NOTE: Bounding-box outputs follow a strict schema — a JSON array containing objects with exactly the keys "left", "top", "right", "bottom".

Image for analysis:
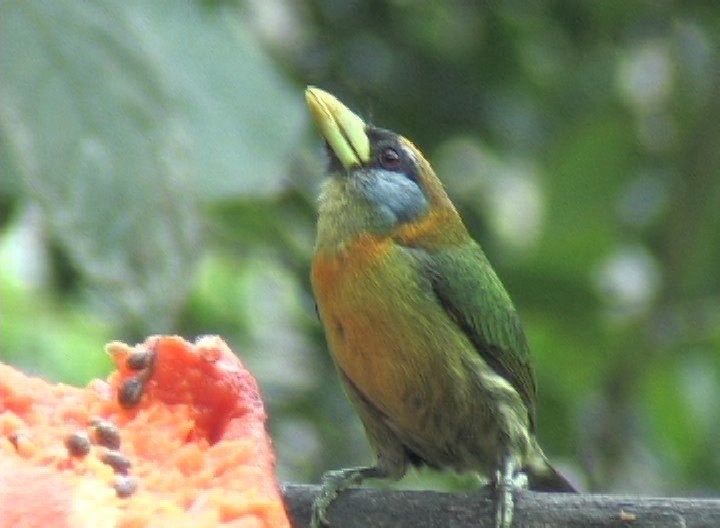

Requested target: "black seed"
[
  {"left": 118, "top": 377, "right": 145, "bottom": 408},
  {"left": 8, "top": 431, "right": 23, "bottom": 449},
  {"left": 126, "top": 348, "right": 153, "bottom": 371},
  {"left": 113, "top": 475, "right": 138, "bottom": 498},
  {"left": 101, "top": 449, "right": 131, "bottom": 475},
  {"left": 65, "top": 431, "right": 91, "bottom": 457},
  {"left": 92, "top": 420, "right": 121, "bottom": 450}
]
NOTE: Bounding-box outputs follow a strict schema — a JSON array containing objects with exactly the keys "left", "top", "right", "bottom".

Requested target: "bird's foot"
[
  {"left": 494, "top": 464, "right": 528, "bottom": 528},
  {"left": 310, "top": 467, "right": 370, "bottom": 528}
]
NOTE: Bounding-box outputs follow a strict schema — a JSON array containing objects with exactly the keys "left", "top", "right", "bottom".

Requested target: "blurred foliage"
[{"left": 1, "top": 0, "right": 719, "bottom": 495}]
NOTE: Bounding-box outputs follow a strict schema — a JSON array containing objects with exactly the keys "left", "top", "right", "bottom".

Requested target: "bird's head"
[{"left": 305, "top": 87, "right": 466, "bottom": 251}]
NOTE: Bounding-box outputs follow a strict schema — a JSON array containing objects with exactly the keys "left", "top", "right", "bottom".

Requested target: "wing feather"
[{"left": 407, "top": 243, "right": 538, "bottom": 429}]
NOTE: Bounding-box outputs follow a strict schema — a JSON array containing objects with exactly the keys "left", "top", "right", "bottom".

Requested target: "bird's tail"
[{"left": 525, "top": 453, "right": 577, "bottom": 492}]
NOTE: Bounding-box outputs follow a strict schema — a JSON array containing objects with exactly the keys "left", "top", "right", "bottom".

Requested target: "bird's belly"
[{"left": 312, "top": 244, "right": 522, "bottom": 470}]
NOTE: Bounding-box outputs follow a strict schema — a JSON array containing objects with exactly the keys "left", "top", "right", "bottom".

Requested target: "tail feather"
[{"left": 526, "top": 461, "right": 577, "bottom": 492}]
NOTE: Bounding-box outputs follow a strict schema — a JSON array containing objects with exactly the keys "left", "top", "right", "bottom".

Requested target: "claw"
[
  {"left": 310, "top": 467, "right": 378, "bottom": 528},
  {"left": 495, "top": 460, "right": 528, "bottom": 528},
  {"left": 311, "top": 472, "right": 340, "bottom": 526},
  {"left": 310, "top": 470, "right": 345, "bottom": 527}
]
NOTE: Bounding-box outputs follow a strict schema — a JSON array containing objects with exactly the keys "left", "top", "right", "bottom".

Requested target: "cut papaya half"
[{"left": 0, "top": 335, "right": 290, "bottom": 528}]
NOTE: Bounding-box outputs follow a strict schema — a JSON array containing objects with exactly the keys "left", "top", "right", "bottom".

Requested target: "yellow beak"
[{"left": 305, "top": 87, "right": 370, "bottom": 170}]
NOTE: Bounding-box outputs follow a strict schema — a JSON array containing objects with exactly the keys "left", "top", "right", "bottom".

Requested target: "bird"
[{"left": 304, "top": 86, "right": 576, "bottom": 528}]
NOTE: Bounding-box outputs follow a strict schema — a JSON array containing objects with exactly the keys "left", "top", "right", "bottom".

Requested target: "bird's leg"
[
  {"left": 311, "top": 465, "right": 386, "bottom": 528},
  {"left": 495, "top": 456, "right": 528, "bottom": 528}
]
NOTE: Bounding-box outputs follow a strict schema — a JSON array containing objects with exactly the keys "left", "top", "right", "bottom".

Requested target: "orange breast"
[{"left": 311, "top": 235, "right": 472, "bottom": 431}]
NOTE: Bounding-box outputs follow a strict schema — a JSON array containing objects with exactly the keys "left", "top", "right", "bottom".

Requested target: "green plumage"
[{"left": 413, "top": 242, "right": 538, "bottom": 431}]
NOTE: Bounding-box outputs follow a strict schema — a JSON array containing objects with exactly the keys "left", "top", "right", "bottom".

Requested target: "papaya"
[{"left": 0, "top": 335, "right": 289, "bottom": 528}]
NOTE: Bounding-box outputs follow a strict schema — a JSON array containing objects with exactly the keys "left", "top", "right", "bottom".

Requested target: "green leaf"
[
  {"left": 1, "top": 0, "right": 200, "bottom": 331},
  {"left": 132, "top": 1, "right": 305, "bottom": 199},
  {"left": 0, "top": 1, "right": 304, "bottom": 330}
]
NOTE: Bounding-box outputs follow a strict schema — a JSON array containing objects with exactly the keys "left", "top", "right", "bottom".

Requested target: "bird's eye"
[{"left": 379, "top": 147, "right": 402, "bottom": 170}]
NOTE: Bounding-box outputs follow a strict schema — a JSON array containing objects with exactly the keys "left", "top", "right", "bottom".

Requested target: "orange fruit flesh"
[{"left": 0, "top": 335, "right": 289, "bottom": 528}]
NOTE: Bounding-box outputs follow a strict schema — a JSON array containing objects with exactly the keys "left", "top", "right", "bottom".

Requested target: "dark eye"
[{"left": 379, "top": 147, "right": 402, "bottom": 170}]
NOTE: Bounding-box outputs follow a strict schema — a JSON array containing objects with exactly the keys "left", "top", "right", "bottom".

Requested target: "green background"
[{"left": 2, "top": 0, "right": 719, "bottom": 494}]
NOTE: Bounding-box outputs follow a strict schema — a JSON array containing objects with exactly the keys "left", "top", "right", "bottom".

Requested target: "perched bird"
[{"left": 305, "top": 87, "right": 575, "bottom": 528}]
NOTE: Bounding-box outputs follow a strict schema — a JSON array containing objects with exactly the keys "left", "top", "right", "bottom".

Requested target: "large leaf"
[
  {"left": 129, "top": 1, "right": 305, "bottom": 199},
  {"left": 1, "top": 1, "right": 195, "bottom": 331},
  {"left": 0, "top": 1, "right": 304, "bottom": 330}
]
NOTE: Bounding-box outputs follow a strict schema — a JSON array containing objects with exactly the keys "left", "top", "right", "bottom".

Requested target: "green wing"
[{"left": 410, "top": 242, "right": 538, "bottom": 429}]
